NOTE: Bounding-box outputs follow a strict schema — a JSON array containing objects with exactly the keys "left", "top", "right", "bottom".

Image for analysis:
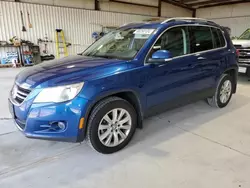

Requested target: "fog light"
[
  {"left": 58, "top": 121, "right": 66, "bottom": 130},
  {"left": 48, "top": 121, "right": 66, "bottom": 131}
]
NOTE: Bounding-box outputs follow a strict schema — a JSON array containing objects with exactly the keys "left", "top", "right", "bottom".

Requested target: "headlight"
[{"left": 34, "top": 82, "right": 84, "bottom": 103}]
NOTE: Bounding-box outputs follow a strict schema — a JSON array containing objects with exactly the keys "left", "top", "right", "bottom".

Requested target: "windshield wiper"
[{"left": 94, "top": 55, "right": 117, "bottom": 59}]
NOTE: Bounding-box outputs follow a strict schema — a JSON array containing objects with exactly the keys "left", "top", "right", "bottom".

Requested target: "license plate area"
[{"left": 238, "top": 67, "right": 247, "bottom": 73}]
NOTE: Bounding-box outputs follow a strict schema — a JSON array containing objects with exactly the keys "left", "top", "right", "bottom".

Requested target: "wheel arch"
[
  {"left": 77, "top": 90, "right": 144, "bottom": 142},
  {"left": 223, "top": 67, "right": 238, "bottom": 93}
]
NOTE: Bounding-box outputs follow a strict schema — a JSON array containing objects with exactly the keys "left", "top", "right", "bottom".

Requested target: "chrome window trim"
[{"left": 144, "top": 24, "right": 227, "bottom": 65}]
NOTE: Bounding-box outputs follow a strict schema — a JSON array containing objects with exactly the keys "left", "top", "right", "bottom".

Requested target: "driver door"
[{"left": 143, "top": 26, "right": 203, "bottom": 113}]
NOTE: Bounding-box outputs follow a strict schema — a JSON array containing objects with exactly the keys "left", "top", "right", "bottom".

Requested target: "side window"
[
  {"left": 151, "top": 26, "right": 190, "bottom": 58},
  {"left": 211, "top": 28, "right": 221, "bottom": 48},
  {"left": 217, "top": 29, "right": 226, "bottom": 47},
  {"left": 189, "top": 26, "right": 213, "bottom": 53}
]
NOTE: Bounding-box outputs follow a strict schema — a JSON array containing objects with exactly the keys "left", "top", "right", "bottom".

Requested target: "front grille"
[
  {"left": 239, "top": 50, "right": 250, "bottom": 57},
  {"left": 234, "top": 45, "right": 242, "bottom": 49},
  {"left": 239, "top": 59, "right": 250, "bottom": 63},
  {"left": 234, "top": 46, "right": 250, "bottom": 61},
  {"left": 11, "top": 84, "right": 31, "bottom": 105}
]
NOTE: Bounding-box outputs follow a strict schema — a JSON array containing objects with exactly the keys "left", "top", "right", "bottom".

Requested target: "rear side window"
[
  {"left": 217, "top": 29, "right": 226, "bottom": 47},
  {"left": 211, "top": 28, "right": 221, "bottom": 48},
  {"left": 189, "top": 26, "right": 213, "bottom": 53},
  {"left": 211, "top": 28, "right": 226, "bottom": 48}
]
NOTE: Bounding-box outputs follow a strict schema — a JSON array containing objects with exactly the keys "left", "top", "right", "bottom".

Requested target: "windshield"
[
  {"left": 239, "top": 29, "right": 250, "bottom": 40},
  {"left": 83, "top": 28, "right": 155, "bottom": 60}
]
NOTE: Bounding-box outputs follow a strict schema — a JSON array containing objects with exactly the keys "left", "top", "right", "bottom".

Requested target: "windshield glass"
[
  {"left": 83, "top": 28, "right": 155, "bottom": 60},
  {"left": 239, "top": 29, "right": 250, "bottom": 40}
]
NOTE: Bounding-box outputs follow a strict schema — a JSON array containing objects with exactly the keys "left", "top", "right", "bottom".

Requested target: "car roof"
[{"left": 120, "top": 17, "right": 221, "bottom": 30}]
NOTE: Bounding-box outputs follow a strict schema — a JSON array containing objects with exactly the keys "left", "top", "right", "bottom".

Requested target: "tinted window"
[
  {"left": 217, "top": 29, "right": 226, "bottom": 47},
  {"left": 151, "top": 26, "right": 189, "bottom": 58},
  {"left": 211, "top": 28, "right": 221, "bottom": 48},
  {"left": 189, "top": 26, "right": 213, "bottom": 53}
]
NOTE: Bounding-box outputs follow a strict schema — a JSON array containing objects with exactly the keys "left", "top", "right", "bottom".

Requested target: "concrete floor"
[{"left": 0, "top": 68, "right": 250, "bottom": 188}]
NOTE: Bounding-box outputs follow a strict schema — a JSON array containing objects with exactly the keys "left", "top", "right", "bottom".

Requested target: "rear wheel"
[
  {"left": 207, "top": 74, "right": 233, "bottom": 108},
  {"left": 86, "top": 97, "right": 137, "bottom": 154}
]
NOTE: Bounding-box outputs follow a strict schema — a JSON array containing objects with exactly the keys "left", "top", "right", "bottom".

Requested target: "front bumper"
[
  {"left": 9, "top": 96, "right": 90, "bottom": 142},
  {"left": 238, "top": 59, "right": 250, "bottom": 74}
]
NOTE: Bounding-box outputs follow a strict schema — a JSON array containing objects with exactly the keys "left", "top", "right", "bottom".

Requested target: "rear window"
[{"left": 189, "top": 26, "right": 213, "bottom": 53}]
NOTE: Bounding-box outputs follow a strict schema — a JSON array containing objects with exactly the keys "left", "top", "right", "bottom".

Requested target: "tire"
[
  {"left": 207, "top": 74, "right": 233, "bottom": 108},
  {"left": 86, "top": 97, "right": 137, "bottom": 154}
]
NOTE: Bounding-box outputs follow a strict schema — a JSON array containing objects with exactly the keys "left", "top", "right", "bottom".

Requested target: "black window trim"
[
  {"left": 211, "top": 27, "right": 217, "bottom": 49},
  {"left": 215, "top": 28, "right": 223, "bottom": 47},
  {"left": 144, "top": 24, "right": 227, "bottom": 65}
]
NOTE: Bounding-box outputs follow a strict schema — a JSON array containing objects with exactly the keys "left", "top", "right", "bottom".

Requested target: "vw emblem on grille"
[{"left": 12, "top": 85, "right": 18, "bottom": 99}]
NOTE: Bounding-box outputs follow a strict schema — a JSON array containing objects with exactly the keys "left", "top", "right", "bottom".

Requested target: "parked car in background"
[
  {"left": 232, "top": 28, "right": 250, "bottom": 75},
  {"left": 9, "top": 17, "right": 238, "bottom": 154}
]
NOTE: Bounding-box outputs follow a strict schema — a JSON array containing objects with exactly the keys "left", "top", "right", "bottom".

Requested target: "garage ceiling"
[{"left": 164, "top": 0, "right": 250, "bottom": 9}]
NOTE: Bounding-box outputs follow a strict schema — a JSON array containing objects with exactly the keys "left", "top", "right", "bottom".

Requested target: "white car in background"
[{"left": 232, "top": 28, "right": 250, "bottom": 76}]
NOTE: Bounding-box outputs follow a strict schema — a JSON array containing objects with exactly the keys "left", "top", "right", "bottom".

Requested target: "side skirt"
[{"left": 144, "top": 88, "right": 215, "bottom": 118}]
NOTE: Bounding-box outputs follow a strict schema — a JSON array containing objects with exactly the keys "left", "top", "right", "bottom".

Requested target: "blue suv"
[{"left": 9, "top": 18, "right": 238, "bottom": 153}]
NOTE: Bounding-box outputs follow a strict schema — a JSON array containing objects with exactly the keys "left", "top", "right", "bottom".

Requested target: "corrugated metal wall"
[
  {"left": 161, "top": 2, "right": 192, "bottom": 17},
  {"left": 197, "top": 3, "right": 250, "bottom": 37},
  {"left": 0, "top": 1, "right": 154, "bottom": 59},
  {"left": 211, "top": 17, "right": 250, "bottom": 37}
]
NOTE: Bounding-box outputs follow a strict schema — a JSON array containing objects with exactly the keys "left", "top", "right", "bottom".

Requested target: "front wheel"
[
  {"left": 86, "top": 97, "right": 137, "bottom": 154},
  {"left": 207, "top": 74, "right": 233, "bottom": 108}
]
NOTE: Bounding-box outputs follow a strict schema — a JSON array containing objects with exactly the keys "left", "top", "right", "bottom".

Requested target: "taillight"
[{"left": 236, "top": 49, "right": 240, "bottom": 56}]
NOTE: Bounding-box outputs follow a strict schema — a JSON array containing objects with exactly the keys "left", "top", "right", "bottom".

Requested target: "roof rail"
[{"left": 161, "top": 17, "right": 215, "bottom": 24}]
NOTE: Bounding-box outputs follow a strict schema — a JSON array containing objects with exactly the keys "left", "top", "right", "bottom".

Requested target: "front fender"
[{"left": 76, "top": 88, "right": 144, "bottom": 142}]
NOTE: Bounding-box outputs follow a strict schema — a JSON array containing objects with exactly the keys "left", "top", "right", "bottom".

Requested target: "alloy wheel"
[
  {"left": 219, "top": 80, "right": 232, "bottom": 104},
  {"left": 98, "top": 108, "right": 132, "bottom": 147}
]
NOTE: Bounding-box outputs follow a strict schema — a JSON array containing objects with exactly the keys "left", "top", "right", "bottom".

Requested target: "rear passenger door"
[{"left": 188, "top": 26, "right": 227, "bottom": 91}]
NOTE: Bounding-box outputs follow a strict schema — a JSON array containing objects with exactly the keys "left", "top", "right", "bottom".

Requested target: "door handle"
[{"left": 197, "top": 57, "right": 206, "bottom": 60}]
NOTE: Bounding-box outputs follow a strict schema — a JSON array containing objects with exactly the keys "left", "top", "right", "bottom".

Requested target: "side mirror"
[{"left": 148, "top": 50, "right": 172, "bottom": 64}]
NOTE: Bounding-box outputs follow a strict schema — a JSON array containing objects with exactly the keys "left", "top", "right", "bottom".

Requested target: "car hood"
[
  {"left": 232, "top": 39, "right": 250, "bottom": 47},
  {"left": 16, "top": 55, "right": 126, "bottom": 88}
]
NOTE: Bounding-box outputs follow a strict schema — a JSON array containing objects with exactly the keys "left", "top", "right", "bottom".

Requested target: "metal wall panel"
[
  {"left": 0, "top": 1, "right": 153, "bottom": 59},
  {"left": 197, "top": 3, "right": 250, "bottom": 37},
  {"left": 161, "top": 2, "right": 192, "bottom": 17},
  {"left": 120, "top": 0, "right": 158, "bottom": 7},
  {"left": 212, "top": 17, "right": 250, "bottom": 37},
  {"left": 99, "top": 1, "right": 158, "bottom": 16}
]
